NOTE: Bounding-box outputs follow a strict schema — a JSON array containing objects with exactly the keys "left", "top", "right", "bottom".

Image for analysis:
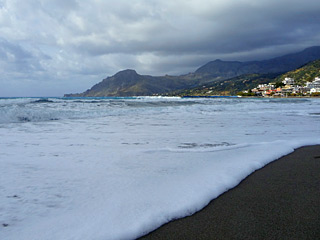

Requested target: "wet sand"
[{"left": 138, "top": 145, "right": 320, "bottom": 240}]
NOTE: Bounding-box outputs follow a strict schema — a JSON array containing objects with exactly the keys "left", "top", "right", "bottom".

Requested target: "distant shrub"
[
  {"left": 274, "top": 82, "right": 285, "bottom": 88},
  {"left": 237, "top": 91, "right": 255, "bottom": 96}
]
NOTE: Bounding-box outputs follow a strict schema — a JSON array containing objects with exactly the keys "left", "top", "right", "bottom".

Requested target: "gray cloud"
[{"left": 0, "top": 0, "right": 320, "bottom": 96}]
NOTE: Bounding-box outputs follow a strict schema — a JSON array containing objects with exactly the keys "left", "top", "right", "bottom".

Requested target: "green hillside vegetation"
[
  {"left": 168, "top": 73, "right": 279, "bottom": 96},
  {"left": 275, "top": 59, "right": 320, "bottom": 85},
  {"left": 170, "top": 59, "right": 320, "bottom": 96}
]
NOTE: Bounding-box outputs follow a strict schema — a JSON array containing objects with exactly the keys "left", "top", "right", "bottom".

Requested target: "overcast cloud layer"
[{"left": 1, "top": 0, "right": 320, "bottom": 96}]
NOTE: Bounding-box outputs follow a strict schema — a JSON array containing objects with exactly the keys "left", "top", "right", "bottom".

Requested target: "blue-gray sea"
[{"left": 1, "top": 97, "right": 319, "bottom": 240}]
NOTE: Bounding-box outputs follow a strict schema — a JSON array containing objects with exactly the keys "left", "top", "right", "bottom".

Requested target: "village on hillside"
[{"left": 240, "top": 77, "right": 320, "bottom": 97}]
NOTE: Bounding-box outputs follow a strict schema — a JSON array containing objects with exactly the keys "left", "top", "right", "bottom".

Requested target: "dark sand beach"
[{"left": 139, "top": 145, "right": 320, "bottom": 240}]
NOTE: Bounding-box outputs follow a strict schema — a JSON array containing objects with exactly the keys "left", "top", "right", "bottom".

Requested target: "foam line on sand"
[{"left": 138, "top": 145, "right": 320, "bottom": 240}]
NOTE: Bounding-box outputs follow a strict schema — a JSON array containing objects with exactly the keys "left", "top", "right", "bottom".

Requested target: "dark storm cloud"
[{"left": 0, "top": 0, "right": 319, "bottom": 96}]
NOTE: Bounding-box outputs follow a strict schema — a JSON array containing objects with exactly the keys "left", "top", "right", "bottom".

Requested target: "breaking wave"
[
  {"left": 0, "top": 96, "right": 316, "bottom": 124},
  {"left": 0, "top": 97, "right": 201, "bottom": 124}
]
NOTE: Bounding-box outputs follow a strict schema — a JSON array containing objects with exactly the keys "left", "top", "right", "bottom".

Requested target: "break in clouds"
[{"left": 0, "top": 0, "right": 320, "bottom": 96}]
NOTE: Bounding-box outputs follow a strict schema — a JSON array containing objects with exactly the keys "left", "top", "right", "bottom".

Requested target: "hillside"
[
  {"left": 275, "top": 59, "right": 320, "bottom": 86},
  {"left": 172, "top": 59, "right": 320, "bottom": 96},
  {"left": 65, "top": 46, "right": 320, "bottom": 97},
  {"left": 195, "top": 46, "right": 320, "bottom": 77},
  {"left": 65, "top": 70, "right": 206, "bottom": 97},
  {"left": 167, "top": 73, "right": 280, "bottom": 96}
]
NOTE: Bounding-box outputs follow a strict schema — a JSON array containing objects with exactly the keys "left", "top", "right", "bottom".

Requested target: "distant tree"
[
  {"left": 237, "top": 90, "right": 255, "bottom": 96},
  {"left": 274, "top": 82, "right": 285, "bottom": 88}
]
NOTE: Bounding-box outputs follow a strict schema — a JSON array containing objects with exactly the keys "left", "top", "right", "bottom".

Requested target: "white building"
[
  {"left": 306, "top": 77, "right": 320, "bottom": 89},
  {"left": 310, "top": 88, "right": 320, "bottom": 93},
  {"left": 258, "top": 84, "right": 267, "bottom": 88},
  {"left": 282, "top": 77, "right": 295, "bottom": 85},
  {"left": 257, "top": 83, "right": 275, "bottom": 90},
  {"left": 268, "top": 83, "right": 275, "bottom": 90},
  {"left": 292, "top": 86, "right": 302, "bottom": 93}
]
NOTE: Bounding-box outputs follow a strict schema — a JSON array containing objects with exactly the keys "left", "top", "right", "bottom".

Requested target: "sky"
[{"left": 0, "top": 0, "right": 320, "bottom": 97}]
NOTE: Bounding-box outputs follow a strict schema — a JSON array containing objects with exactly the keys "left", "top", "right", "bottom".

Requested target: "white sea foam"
[{"left": 0, "top": 97, "right": 319, "bottom": 240}]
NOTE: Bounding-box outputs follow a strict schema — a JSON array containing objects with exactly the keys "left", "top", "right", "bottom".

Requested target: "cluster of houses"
[{"left": 243, "top": 77, "right": 320, "bottom": 97}]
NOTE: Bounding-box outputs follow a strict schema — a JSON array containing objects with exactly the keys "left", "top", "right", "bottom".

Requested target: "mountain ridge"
[
  {"left": 66, "top": 69, "right": 203, "bottom": 97},
  {"left": 171, "top": 59, "right": 320, "bottom": 96},
  {"left": 64, "top": 46, "right": 320, "bottom": 97},
  {"left": 195, "top": 46, "right": 320, "bottom": 76}
]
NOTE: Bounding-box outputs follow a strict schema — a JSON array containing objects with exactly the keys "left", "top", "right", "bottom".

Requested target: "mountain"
[
  {"left": 275, "top": 59, "right": 320, "bottom": 85},
  {"left": 65, "top": 70, "right": 204, "bottom": 97},
  {"left": 195, "top": 46, "right": 320, "bottom": 77},
  {"left": 65, "top": 46, "right": 320, "bottom": 97},
  {"left": 195, "top": 59, "right": 260, "bottom": 77},
  {"left": 171, "top": 59, "right": 320, "bottom": 96}
]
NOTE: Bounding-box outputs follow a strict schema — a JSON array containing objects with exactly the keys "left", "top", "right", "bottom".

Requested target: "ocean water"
[{"left": 0, "top": 97, "right": 319, "bottom": 240}]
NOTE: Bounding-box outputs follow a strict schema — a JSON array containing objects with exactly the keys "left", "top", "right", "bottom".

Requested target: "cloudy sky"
[{"left": 0, "top": 0, "right": 320, "bottom": 96}]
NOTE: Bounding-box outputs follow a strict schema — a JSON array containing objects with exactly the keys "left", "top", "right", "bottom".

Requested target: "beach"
[{"left": 139, "top": 145, "right": 320, "bottom": 240}]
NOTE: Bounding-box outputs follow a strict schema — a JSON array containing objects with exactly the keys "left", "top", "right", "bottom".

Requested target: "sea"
[{"left": 0, "top": 96, "right": 319, "bottom": 240}]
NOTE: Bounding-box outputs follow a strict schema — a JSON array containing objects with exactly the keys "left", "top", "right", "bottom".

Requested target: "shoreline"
[
  {"left": 138, "top": 145, "right": 320, "bottom": 240},
  {"left": 165, "top": 95, "right": 320, "bottom": 98}
]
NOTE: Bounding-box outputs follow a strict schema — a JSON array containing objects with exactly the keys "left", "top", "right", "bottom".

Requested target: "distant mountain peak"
[
  {"left": 303, "top": 46, "right": 320, "bottom": 51},
  {"left": 195, "top": 46, "right": 320, "bottom": 76},
  {"left": 114, "top": 69, "right": 138, "bottom": 77},
  {"left": 300, "top": 46, "right": 320, "bottom": 55}
]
